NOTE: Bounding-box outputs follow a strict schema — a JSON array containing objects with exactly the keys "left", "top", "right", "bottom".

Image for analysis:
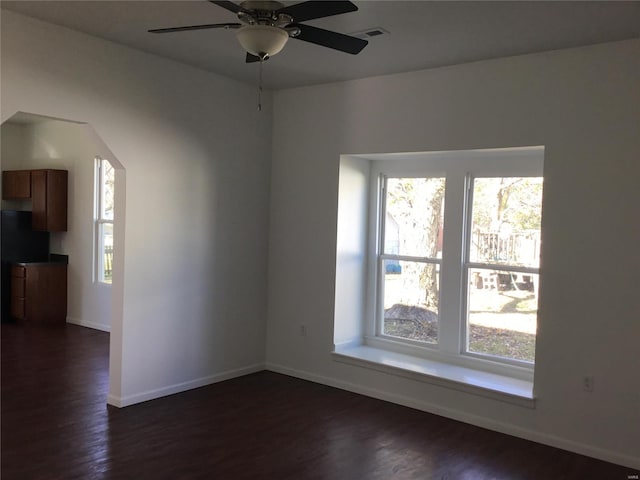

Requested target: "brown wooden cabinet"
[
  {"left": 2, "top": 170, "right": 31, "bottom": 199},
  {"left": 2, "top": 169, "right": 67, "bottom": 231},
  {"left": 31, "top": 170, "right": 68, "bottom": 231},
  {"left": 10, "top": 263, "right": 67, "bottom": 324}
]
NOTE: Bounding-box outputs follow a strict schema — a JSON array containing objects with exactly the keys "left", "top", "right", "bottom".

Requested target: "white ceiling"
[{"left": 2, "top": 0, "right": 639, "bottom": 90}]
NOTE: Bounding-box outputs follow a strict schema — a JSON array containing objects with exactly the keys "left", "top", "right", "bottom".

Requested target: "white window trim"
[
  {"left": 332, "top": 345, "right": 535, "bottom": 407},
  {"left": 336, "top": 147, "right": 544, "bottom": 400},
  {"left": 376, "top": 175, "right": 445, "bottom": 341}
]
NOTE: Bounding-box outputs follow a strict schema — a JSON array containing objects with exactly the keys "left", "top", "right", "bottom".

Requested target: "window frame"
[
  {"left": 463, "top": 176, "right": 542, "bottom": 365},
  {"left": 94, "top": 156, "right": 114, "bottom": 285},
  {"left": 376, "top": 175, "right": 445, "bottom": 344},
  {"left": 365, "top": 148, "right": 544, "bottom": 380}
]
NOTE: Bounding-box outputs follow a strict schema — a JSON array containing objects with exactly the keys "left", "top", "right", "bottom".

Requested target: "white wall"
[
  {"left": 333, "top": 155, "right": 369, "bottom": 347},
  {"left": 1, "top": 10, "right": 272, "bottom": 406},
  {"left": 268, "top": 39, "right": 640, "bottom": 468},
  {"left": 1, "top": 119, "right": 113, "bottom": 331},
  {"left": 1, "top": 123, "right": 31, "bottom": 211}
]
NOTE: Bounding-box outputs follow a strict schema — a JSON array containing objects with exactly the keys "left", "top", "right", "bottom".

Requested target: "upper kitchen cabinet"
[
  {"left": 2, "top": 169, "right": 68, "bottom": 232},
  {"left": 31, "top": 170, "right": 67, "bottom": 231},
  {"left": 2, "top": 170, "right": 32, "bottom": 199}
]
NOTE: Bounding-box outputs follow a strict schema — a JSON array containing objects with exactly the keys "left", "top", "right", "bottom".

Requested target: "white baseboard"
[
  {"left": 265, "top": 362, "right": 640, "bottom": 471},
  {"left": 107, "top": 363, "right": 265, "bottom": 408},
  {"left": 66, "top": 316, "right": 111, "bottom": 332}
]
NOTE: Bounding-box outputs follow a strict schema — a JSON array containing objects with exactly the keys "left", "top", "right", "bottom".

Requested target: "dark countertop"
[{"left": 14, "top": 254, "right": 68, "bottom": 266}]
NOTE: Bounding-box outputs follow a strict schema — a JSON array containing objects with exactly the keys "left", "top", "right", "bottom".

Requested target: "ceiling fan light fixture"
[{"left": 236, "top": 25, "right": 289, "bottom": 58}]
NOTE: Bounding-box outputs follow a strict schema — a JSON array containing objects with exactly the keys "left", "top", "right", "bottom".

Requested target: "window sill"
[{"left": 332, "top": 345, "right": 535, "bottom": 408}]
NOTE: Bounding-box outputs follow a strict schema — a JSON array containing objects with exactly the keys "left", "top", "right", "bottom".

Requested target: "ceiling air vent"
[{"left": 351, "top": 27, "right": 390, "bottom": 40}]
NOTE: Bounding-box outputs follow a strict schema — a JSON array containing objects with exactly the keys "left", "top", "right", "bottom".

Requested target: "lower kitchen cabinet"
[{"left": 10, "top": 263, "right": 67, "bottom": 324}]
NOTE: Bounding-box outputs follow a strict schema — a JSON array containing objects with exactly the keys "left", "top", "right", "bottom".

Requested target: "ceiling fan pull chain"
[{"left": 257, "top": 58, "right": 264, "bottom": 112}]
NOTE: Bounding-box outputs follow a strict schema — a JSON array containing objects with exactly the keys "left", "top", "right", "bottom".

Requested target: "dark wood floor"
[{"left": 1, "top": 323, "right": 636, "bottom": 480}]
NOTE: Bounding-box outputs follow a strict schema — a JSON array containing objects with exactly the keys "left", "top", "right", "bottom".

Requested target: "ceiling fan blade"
[
  {"left": 148, "top": 23, "right": 241, "bottom": 34},
  {"left": 246, "top": 53, "right": 270, "bottom": 63},
  {"left": 294, "top": 24, "right": 367, "bottom": 54},
  {"left": 209, "top": 1, "right": 244, "bottom": 14},
  {"left": 277, "top": 1, "right": 357, "bottom": 23}
]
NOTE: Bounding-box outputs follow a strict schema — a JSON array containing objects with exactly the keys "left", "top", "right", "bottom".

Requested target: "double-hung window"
[
  {"left": 94, "top": 157, "right": 115, "bottom": 284},
  {"left": 378, "top": 176, "right": 445, "bottom": 345},
  {"left": 367, "top": 147, "right": 544, "bottom": 377}
]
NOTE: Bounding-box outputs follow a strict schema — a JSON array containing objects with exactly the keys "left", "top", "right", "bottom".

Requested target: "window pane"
[
  {"left": 100, "top": 223, "right": 114, "bottom": 284},
  {"left": 384, "top": 177, "right": 445, "bottom": 258},
  {"left": 467, "top": 268, "right": 538, "bottom": 362},
  {"left": 469, "top": 177, "right": 542, "bottom": 267},
  {"left": 101, "top": 160, "right": 115, "bottom": 221},
  {"left": 382, "top": 260, "right": 439, "bottom": 344}
]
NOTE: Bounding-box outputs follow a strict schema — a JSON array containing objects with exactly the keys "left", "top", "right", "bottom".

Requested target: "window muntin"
[
  {"left": 369, "top": 151, "right": 544, "bottom": 373},
  {"left": 95, "top": 157, "right": 114, "bottom": 284}
]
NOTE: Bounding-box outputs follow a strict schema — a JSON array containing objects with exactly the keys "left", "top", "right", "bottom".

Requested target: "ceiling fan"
[{"left": 148, "top": 0, "right": 368, "bottom": 62}]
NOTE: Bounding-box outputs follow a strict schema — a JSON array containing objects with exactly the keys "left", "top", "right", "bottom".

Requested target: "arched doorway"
[{"left": 1, "top": 111, "right": 125, "bottom": 403}]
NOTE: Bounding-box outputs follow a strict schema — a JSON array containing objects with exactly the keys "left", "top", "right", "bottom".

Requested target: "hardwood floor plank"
[{"left": 1, "top": 322, "right": 636, "bottom": 479}]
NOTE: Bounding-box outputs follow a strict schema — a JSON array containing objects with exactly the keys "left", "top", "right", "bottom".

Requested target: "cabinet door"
[
  {"left": 31, "top": 170, "right": 48, "bottom": 231},
  {"left": 24, "top": 264, "right": 67, "bottom": 323},
  {"left": 2, "top": 170, "right": 31, "bottom": 199},
  {"left": 31, "top": 170, "right": 68, "bottom": 232},
  {"left": 45, "top": 170, "right": 68, "bottom": 231},
  {"left": 10, "top": 297, "right": 25, "bottom": 320}
]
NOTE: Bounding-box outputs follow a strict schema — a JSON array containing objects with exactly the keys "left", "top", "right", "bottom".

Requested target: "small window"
[{"left": 94, "top": 157, "right": 114, "bottom": 284}]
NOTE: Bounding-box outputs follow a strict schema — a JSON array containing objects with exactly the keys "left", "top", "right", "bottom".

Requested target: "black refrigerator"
[{"left": 1, "top": 210, "right": 50, "bottom": 321}]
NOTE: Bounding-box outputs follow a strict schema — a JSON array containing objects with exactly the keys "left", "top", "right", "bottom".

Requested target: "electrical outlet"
[
  {"left": 583, "top": 375, "right": 594, "bottom": 392},
  {"left": 299, "top": 324, "right": 307, "bottom": 337}
]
